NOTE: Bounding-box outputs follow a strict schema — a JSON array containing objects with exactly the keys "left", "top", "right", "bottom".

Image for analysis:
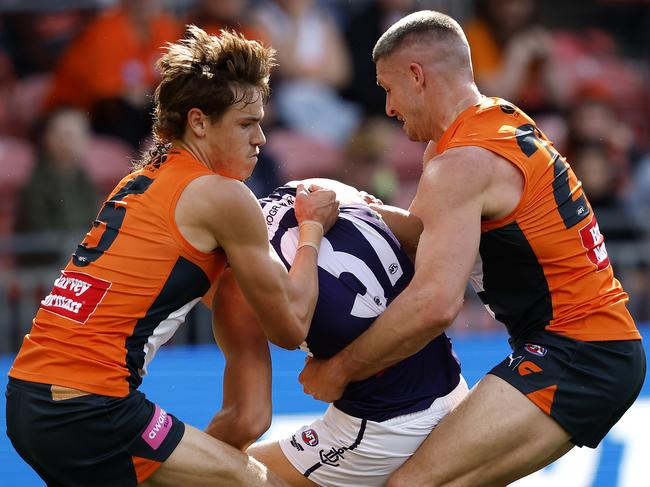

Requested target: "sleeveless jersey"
[
  {"left": 436, "top": 97, "right": 640, "bottom": 342},
  {"left": 10, "top": 149, "right": 227, "bottom": 397},
  {"left": 260, "top": 186, "right": 461, "bottom": 422}
]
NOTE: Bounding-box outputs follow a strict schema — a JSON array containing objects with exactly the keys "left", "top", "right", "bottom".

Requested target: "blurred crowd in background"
[{"left": 0, "top": 0, "right": 649, "bottom": 352}]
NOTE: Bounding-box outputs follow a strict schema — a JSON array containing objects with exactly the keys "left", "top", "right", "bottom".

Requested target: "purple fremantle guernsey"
[{"left": 260, "top": 186, "right": 461, "bottom": 422}]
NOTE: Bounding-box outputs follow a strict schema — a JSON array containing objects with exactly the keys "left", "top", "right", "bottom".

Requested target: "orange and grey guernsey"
[
  {"left": 10, "top": 149, "right": 227, "bottom": 397},
  {"left": 436, "top": 97, "right": 640, "bottom": 342}
]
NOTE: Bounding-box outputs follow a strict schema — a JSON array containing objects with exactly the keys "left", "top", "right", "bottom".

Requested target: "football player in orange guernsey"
[
  {"left": 6, "top": 26, "right": 338, "bottom": 487},
  {"left": 299, "top": 11, "right": 645, "bottom": 487}
]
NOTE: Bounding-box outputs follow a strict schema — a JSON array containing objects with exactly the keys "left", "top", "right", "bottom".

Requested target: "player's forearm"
[
  {"left": 284, "top": 244, "right": 320, "bottom": 345},
  {"left": 252, "top": 222, "right": 323, "bottom": 349},
  {"left": 276, "top": 221, "right": 324, "bottom": 347},
  {"left": 206, "top": 358, "right": 272, "bottom": 451},
  {"left": 335, "top": 286, "right": 457, "bottom": 383},
  {"left": 370, "top": 204, "right": 423, "bottom": 261}
]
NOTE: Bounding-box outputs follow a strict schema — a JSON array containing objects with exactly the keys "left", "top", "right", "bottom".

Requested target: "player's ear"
[
  {"left": 187, "top": 108, "right": 207, "bottom": 137},
  {"left": 409, "top": 63, "right": 425, "bottom": 90}
]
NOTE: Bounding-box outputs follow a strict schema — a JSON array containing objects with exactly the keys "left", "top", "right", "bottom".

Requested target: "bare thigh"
[
  {"left": 387, "top": 374, "right": 574, "bottom": 487},
  {"left": 142, "top": 424, "right": 289, "bottom": 487},
  {"left": 248, "top": 440, "right": 319, "bottom": 487}
]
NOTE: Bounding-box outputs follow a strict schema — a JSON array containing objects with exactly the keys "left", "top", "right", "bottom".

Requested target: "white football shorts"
[{"left": 278, "top": 376, "right": 469, "bottom": 487}]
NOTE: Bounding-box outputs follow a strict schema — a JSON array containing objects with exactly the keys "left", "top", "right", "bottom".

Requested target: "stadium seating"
[
  {"left": 81, "top": 135, "right": 134, "bottom": 194},
  {"left": 385, "top": 129, "right": 426, "bottom": 181},
  {"left": 265, "top": 129, "right": 343, "bottom": 181},
  {"left": 12, "top": 74, "right": 51, "bottom": 133},
  {"left": 0, "top": 136, "right": 36, "bottom": 236}
]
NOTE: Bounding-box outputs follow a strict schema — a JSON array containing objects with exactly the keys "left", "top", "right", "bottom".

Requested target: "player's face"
[
  {"left": 376, "top": 57, "right": 427, "bottom": 142},
  {"left": 204, "top": 89, "right": 266, "bottom": 181}
]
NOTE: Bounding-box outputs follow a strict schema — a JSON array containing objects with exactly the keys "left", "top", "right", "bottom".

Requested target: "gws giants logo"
[
  {"left": 302, "top": 429, "right": 319, "bottom": 447},
  {"left": 525, "top": 343, "right": 548, "bottom": 357}
]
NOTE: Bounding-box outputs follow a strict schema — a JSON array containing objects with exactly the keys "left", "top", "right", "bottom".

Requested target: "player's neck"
[
  {"left": 171, "top": 140, "right": 211, "bottom": 170},
  {"left": 432, "top": 84, "right": 482, "bottom": 143}
]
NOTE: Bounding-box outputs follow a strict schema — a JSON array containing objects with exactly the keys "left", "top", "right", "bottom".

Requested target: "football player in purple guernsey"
[{"left": 206, "top": 178, "right": 467, "bottom": 487}]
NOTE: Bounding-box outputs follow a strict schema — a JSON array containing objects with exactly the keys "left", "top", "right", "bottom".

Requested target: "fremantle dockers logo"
[
  {"left": 302, "top": 429, "right": 319, "bottom": 447},
  {"left": 525, "top": 343, "right": 547, "bottom": 357}
]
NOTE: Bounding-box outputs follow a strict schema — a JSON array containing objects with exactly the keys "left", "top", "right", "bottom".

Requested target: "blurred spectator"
[
  {"left": 565, "top": 94, "right": 639, "bottom": 195},
  {"left": 570, "top": 142, "right": 639, "bottom": 242},
  {"left": 44, "top": 0, "right": 181, "bottom": 148},
  {"left": 571, "top": 143, "right": 620, "bottom": 210},
  {"left": 0, "top": 34, "right": 18, "bottom": 137},
  {"left": 253, "top": 0, "right": 360, "bottom": 145},
  {"left": 14, "top": 108, "right": 100, "bottom": 266},
  {"left": 553, "top": 27, "right": 649, "bottom": 146},
  {"left": 464, "top": 0, "right": 567, "bottom": 115},
  {"left": 2, "top": 9, "right": 91, "bottom": 78},
  {"left": 625, "top": 262, "right": 650, "bottom": 323},
  {"left": 336, "top": 117, "right": 399, "bottom": 204},
  {"left": 626, "top": 152, "right": 650, "bottom": 230},
  {"left": 185, "top": 0, "right": 268, "bottom": 44},
  {"left": 343, "top": 0, "right": 418, "bottom": 117}
]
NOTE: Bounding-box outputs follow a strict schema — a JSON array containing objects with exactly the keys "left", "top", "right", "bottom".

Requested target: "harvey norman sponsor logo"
[
  {"left": 40, "top": 270, "right": 111, "bottom": 324},
  {"left": 578, "top": 215, "right": 610, "bottom": 271}
]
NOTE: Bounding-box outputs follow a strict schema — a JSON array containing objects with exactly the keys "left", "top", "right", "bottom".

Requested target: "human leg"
[
  {"left": 5, "top": 381, "right": 65, "bottom": 487},
  {"left": 248, "top": 440, "right": 319, "bottom": 487},
  {"left": 386, "top": 374, "right": 573, "bottom": 487},
  {"left": 5, "top": 378, "right": 173, "bottom": 486},
  {"left": 386, "top": 333, "right": 645, "bottom": 487},
  {"left": 250, "top": 381, "right": 467, "bottom": 487},
  {"left": 5, "top": 378, "right": 285, "bottom": 487},
  {"left": 143, "top": 424, "right": 289, "bottom": 487}
]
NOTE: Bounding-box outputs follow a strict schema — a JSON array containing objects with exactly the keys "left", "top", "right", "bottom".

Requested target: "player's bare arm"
[
  {"left": 299, "top": 146, "right": 523, "bottom": 402},
  {"left": 206, "top": 268, "right": 273, "bottom": 450},
  {"left": 370, "top": 204, "right": 423, "bottom": 261},
  {"left": 177, "top": 175, "right": 338, "bottom": 349}
]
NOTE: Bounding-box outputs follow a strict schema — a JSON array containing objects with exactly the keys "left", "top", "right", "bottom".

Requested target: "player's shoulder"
[
  {"left": 184, "top": 174, "right": 259, "bottom": 217},
  {"left": 428, "top": 145, "right": 499, "bottom": 180},
  {"left": 416, "top": 146, "right": 509, "bottom": 210},
  {"left": 189, "top": 173, "right": 251, "bottom": 196},
  {"left": 471, "top": 97, "right": 536, "bottom": 130}
]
